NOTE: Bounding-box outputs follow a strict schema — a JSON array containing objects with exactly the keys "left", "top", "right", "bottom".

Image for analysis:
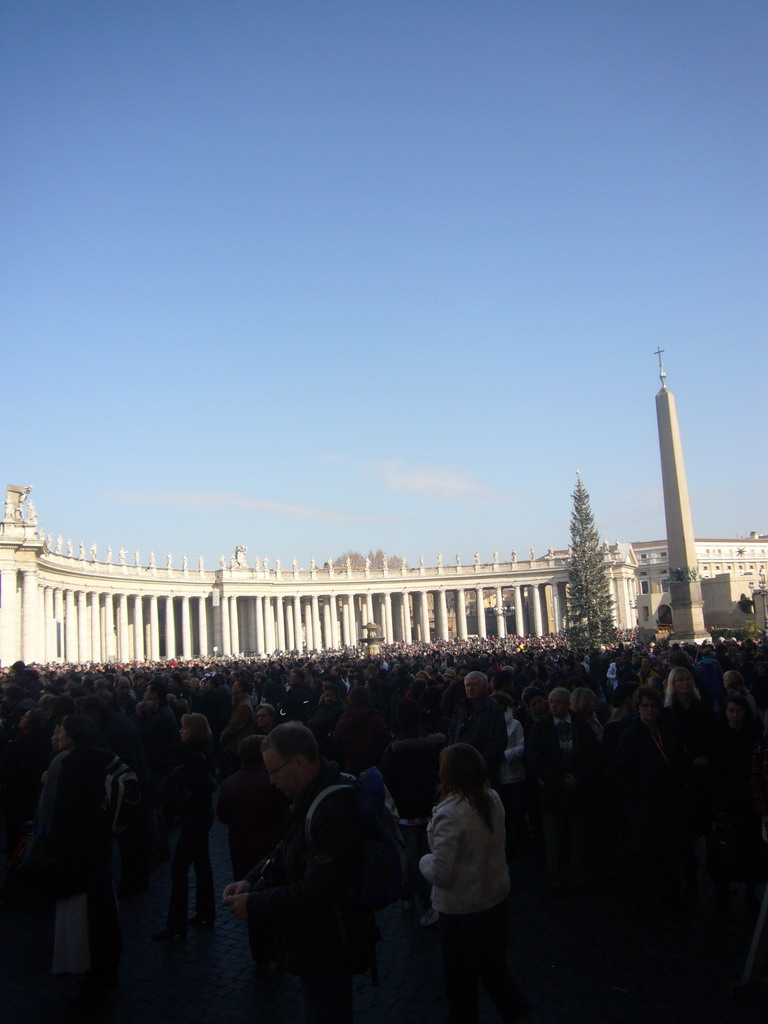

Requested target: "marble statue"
[
  {"left": 345, "top": 556, "right": 351, "bottom": 570},
  {"left": 254, "top": 555, "right": 261, "bottom": 569},
  {"left": 292, "top": 558, "right": 299, "bottom": 571},
  {"left": 511, "top": 550, "right": 517, "bottom": 562},
  {"left": 149, "top": 551, "right": 156, "bottom": 568},
  {"left": 455, "top": 553, "right": 462, "bottom": 565},
  {"left": 474, "top": 552, "right": 480, "bottom": 564},
  {"left": 118, "top": 548, "right": 126, "bottom": 565},
  {"left": 547, "top": 547, "right": 554, "bottom": 558},
  {"left": 56, "top": 535, "right": 63, "bottom": 554},
  {"left": 106, "top": 546, "right": 112, "bottom": 563},
  {"left": 182, "top": 554, "right": 188, "bottom": 571},
  {"left": 219, "top": 555, "right": 226, "bottom": 569},
  {"left": 529, "top": 548, "right": 535, "bottom": 560},
  {"left": 419, "top": 555, "right": 425, "bottom": 567},
  {"left": 78, "top": 542, "right": 85, "bottom": 560},
  {"left": 166, "top": 553, "right": 173, "bottom": 569},
  {"left": 26, "top": 500, "right": 37, "bottom": 525},
  {"left": 235, "top": 545, "right": 247, "bottom": 568},
  {"left": 382, "top": 554, "right": 388, "bottom": 570},
  {"left": 492, "top": 550, "right": 499, "bottom": 564},
  {"left": 263, "top": 557, "right": 269, "bottom": 571},
  {"left": 134, "top": 550, "right": 140, "bottom": 566},
  {"left": 275, "top": 558, "right": 281, "bottom": 571},
  {"left": 198, "top": 556, "right": 205, "bottom": 571},
  {"left": 90, "top": 543, "right": 98, "bottom": 561},
  {"left": 47, "top": 533, "right": 53, "bottom": 549},
  {"left": 437, "top": 553, "right": 443, "bottom": 567},
  {"left": 66, "top": 539, "right": 73, "bottom": 557}
]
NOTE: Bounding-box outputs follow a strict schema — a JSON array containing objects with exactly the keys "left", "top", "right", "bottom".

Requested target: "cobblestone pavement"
[{"left": 1, "top": 819, "right": 766, "bottom": 1024}]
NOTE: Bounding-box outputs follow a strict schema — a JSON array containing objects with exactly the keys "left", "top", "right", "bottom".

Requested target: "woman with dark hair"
[
  {"left": 419, "top": 743, "right": 535, "bottom": 1024},
  {"left": 50, "top": 714, "right": 122, "bottom": 1005},
  {"left": 154, "top": 713, "right": 217, "bottom": 940}
]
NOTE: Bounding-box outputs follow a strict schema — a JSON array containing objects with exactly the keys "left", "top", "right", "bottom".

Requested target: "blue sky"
[{"left": 2, "top": 1, "right": 766, "bottom": 568}]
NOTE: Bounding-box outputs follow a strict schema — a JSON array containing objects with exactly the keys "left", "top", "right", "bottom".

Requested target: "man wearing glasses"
[{"left": 222, "top": 722, "right": 375, "bottom": 1024}]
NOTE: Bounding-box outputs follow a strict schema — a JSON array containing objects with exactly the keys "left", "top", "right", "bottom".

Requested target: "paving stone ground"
[{"left": 1, "top": 818, "right": 766, "bottom": 1024}]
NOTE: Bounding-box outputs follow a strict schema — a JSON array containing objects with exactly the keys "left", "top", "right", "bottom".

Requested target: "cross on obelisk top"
[{"left": 654, "top": 347, "right": 667, "bottom": 388}]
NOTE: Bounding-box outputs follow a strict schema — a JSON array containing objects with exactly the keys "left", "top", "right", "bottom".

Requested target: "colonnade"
[{"left": 0, "top": 567, "right": 577, "bottom": 664}]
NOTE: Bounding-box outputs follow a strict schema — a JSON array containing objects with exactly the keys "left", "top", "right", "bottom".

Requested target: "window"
[
  {"left": 660, "top": 551, "right": 667, "bottom": 558},
  {"left": 640, "top": 581, "right": 650, "bottom": 594}
]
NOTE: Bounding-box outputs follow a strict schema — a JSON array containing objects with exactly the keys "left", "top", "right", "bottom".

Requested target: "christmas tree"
[{"left": 565, "top": 474, "right": 615, "bottom": 646}]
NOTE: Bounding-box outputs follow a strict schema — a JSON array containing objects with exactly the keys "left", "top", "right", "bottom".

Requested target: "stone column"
[
  {"left": 133, "top": 596, "right": 145, "bottom": 661},
  {"left": 437, "top": 590, "right": 449, "bottom": 640},
  {"left": 329, "top": 597, "right": 339, "bottom": 650},
  {"left": 275, "top": 595, "right": 286, "bottom": 651},
  {"left": 77, "top": 591, "right": 89, "bottom": 661},
  {"left": 419, "top": 591, "right": 430, "bottom": 642},
  {"left": 383, "top": 592, "right": 393, "bottom": 643},
  {"left": 364, "top": 593, "right": 374, "bottom": 627},
  {"left": 513, "top": 585, "right": 524, "bottom": 638},
  {"left": 22, "top": 570, "right": 41, "bottom": 664},
  {"left": 252, "top": 596, "right": 263, "bottom": 655},
  {"left": 475, "top": 586, "right": 486, "bottom": 639},
  {"left": 494, "top": 586, "right": 506, "bottom": 639},
  {"left": 401, "top": 592, "right": 413, "bottom": 644},
  {"left": 52, "top": 587, "right": 63, "bottom": 661},
  {"left": 293, "top": 596, "right": 302, "bottom": 651},
  {"left": 117, "top": 593, "right": 129, "bottom": 661},
  {"left": 322, "top": 598, "right": 332, "bottom": 650},
  {"left": 550, "top": 582, "right": 562, "bottom": 634},
  {"left": 229, "top": 596, "right": 240, "bottom": 655},
  {"left": 198, "top": 595, "right": 208, "bottom": 656},
  {"left": 43, "top": 586, "right": 55, "bottom": 662},
  {"left": 264, "top": 597, "right": 276, "bottom": 654},
  {"left": 104, "top": 594, "right": 116, "bottom": 661},
  {"left": 531, "top": 584, "right": 543, "bottom": 636},
  {"left": 455, "top": 588, "right": 467, "bottom": 639},
  {"left": 165, "top": 596, "right": 176, "bottom": 658},
  {"left": 181, "top": 596, "right": 192, "bottom": 659},
  {"left": 285, "top": 599, "right": 295, "bottom": 651},
  {"left": 64, "top": 589, "right": 77, "bottom": 663},
  {"left": 148, "top": 595, "right": 160, "bottom": 660},
  {"left": 90, "top": 593, "right": 101, "bottom": 662},
  {"left": 311, "top": 595, "right": 322, "bottom": 650},
  {"left": 303, "top": 599, "right": 314, "bottom": 650},
  {"left": 0, "top": 569, "right": 20, "bottom": 666},
  {"left": 220, "top": 593, "right": 231, "bottom": 656}
]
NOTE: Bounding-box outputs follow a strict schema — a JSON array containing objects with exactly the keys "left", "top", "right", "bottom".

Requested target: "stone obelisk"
[{"left": 654, "top": 351, "right": 708, "bottom": 640}]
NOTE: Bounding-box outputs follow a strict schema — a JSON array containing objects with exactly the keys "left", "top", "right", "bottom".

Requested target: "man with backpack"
[{"left": 222, "top": 722, "right": 377, "bottom": 1024}]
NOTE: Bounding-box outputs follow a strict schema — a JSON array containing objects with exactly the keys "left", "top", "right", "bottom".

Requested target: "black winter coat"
[{"left": 246, "top": 759, "right": 376, "bottom": 975}]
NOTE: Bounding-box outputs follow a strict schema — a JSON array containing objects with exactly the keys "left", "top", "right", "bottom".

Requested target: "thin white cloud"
[
  {"left": 111, "top": 491, "right": 405, "bottom": 525},
  {"left": 365, "top": 460, "right": 519, "bottom": 505}
]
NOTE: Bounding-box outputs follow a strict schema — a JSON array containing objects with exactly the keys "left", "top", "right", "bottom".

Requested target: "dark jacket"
[
  {"left": 333, "top": 706, "right": 390, "bottom": 775},
  {"left": 448, "top": 696, "right": 508, "bottom": 785},
  {"left": 217, "top": 764, "right": 289, "bottom": 879},
  {"left": 50, "top": 744, "right": 114, "bottom": 898},
  {"left": 381, "top": 731, "right": 445, "bottom": 820},
  {"left": 526, "top": 712, "right": 601, "bottom": 813},
  {"left": 245, "top": 759, "right": 376, "bottom": 975}
]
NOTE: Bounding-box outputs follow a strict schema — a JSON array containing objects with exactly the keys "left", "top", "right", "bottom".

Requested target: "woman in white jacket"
[{"left": 419, "top": 744, "right": 535, "bottom": 1024}]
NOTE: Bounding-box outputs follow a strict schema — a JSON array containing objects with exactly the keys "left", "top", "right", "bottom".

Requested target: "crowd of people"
[{"left": 1, "top": 633, "right": 767, "bottom": 1021}]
